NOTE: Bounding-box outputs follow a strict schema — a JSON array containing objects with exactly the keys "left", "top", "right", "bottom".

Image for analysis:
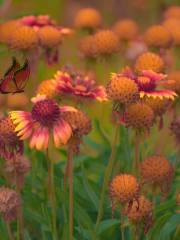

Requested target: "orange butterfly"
[{"left": 0, "top": 57, "right": 30, "bottom": 94}]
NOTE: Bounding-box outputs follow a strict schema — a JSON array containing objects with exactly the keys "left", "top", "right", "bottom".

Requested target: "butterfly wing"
[
  {"left": 4, "top": 57, "right": 20, "bottom": 77},
  {"left": 0, "top": 57, "right": 21, "bottom": 94},
  {"left": 0, "top": 74, "right": 17, "bottom": 94},
  {"left": 13, "top": 59, "right": 30, "bottom": 92}
]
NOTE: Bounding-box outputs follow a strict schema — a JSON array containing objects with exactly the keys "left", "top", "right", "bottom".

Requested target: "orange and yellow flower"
[
  {"left": 53, "top": 69, "right": 107, "bottom": 102},
  {"left": 9, "top": 95, "right": 77, "bottom": 150}
]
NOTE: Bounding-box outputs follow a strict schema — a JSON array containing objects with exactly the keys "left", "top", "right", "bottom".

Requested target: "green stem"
[
  {"left": 47, "top": 149, "right": 58, "bottom": 240},
  {"left": 120, "top": 213, "right": 125, "bottom": 240},
  {"left": 6, "top": 222, "right": 15, "bottom": 240},
  {"left": 15, "top": 170, "right": 23, "bottom": 240},
  {"left": 134, "top": 132, "right": 140, "bottom": 175},
  {"left": 95, "top": 125, "right": 119, "bottom": 231},
  {"left": 68, "top": 144, "right": 74, "bottom": 240}
]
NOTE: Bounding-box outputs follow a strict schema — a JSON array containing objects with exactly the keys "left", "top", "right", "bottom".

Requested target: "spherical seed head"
[
  {"left": 6, "top": 93, "right": 29, "bottom": 109},
  {"left": 144, "top": 25, "right": 172, "bottom": 48},
  {"left": 0, "top": 117, "right": 15, "bottom": 134},
  {"left": 143, "top": 97, "right": 170, "bottom": 117},
  {"left": 9, "top": 25, "right": 38, "bottom": 50},
  {"left": 74, "top": 8, "right": 102, "bottom": 30},
  {"left": 93, "top": 30, "right": 119, "bottom": 56},
  {"left": 141, "top": 155, "right": 173, "bottom": 184},
  {"left": 38, "top": 26, "right": 62, "bottom": 48},
  {"left": 61, "top": 109, "right": 91, "bottom": 136},
  {"left": 164, "top": 6, "right": 180, "bottom": 20},
  {"left": 113, "top": 19, "right": 139, "bottom": 41},
  {"left": 124, "top": 103, "right": 154, "bottom": 130},
  {"left": 79, "top": 35, "right": 97, "bottom": 58},
  {"left": 36, "top": 79, "right": 56, "bottom": 98},
  {"left": 110, "top": 174, "right": 139, "bottom": 204},
  {"left": 0, "top": 187, "right": 21, "bottom": 221},
  {"left": 135, "top": 52, "right": 165, "bottom": 73},
  {"left": 163, "top": 19, "right": 180, "bottom": 46},
  {"left": 106, "top": 75, "right": 139, "bottom": 104},
  {"left": 0, "top": 20, "right": 20, "bottom": 44},
  {"left": 124, "top": 196, "right": 152, "bottom": 223},
  {"left": 167, "top": 71, "right": 180, "bottom": 95},
  {"left": 6, "top": 155, "right": 30, "bottom": 176},
  {"left": 170, "top": 117, "right": 180, "bottom": 146},
  {"left": 31, "top": 99, "right": 60, "bottom": 127}
]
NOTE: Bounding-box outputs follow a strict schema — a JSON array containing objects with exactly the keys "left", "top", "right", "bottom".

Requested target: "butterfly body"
[{"left": 0, "top": 57, "right": 30, "bottom": 94}]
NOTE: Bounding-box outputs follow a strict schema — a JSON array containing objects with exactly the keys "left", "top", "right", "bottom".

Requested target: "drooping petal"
[
  {"left": 35, "top": 127, "right": 49, "bottom": 150},
  {"left": 53, "top": 119, "right": 72, "bottom": 147},
  {"left": 60, "top": 106, "right": 78, "bottom": 113},
  {"left": 142, "top": 70, "right": 167, "bottom": 81}
]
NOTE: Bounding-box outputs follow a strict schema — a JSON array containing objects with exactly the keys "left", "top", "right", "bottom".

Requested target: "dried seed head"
[
  {"left": 61, "top": 109, "right": 91, "bottom": 136},
  {"left": 124, "top": 103, "right": 154, "bottom": 130},
  {"left": 106, "top": 75, "right": 139, "bottom": 104},
  {"left": 164, "top": 6, "right": 180, "bottom": 20},
  {"left": 93, "top": 30, "right": 119, "bottom": 56},
  {"left": 0, "top": 187, "right": 21, "bottom": 221},
  {"left": 124, "top": 195, "right": 153, "bottom": 223},
  {"left": 36, "top": 79, "right": 56, "bottom": 98},
  {"left": 0, "top": 20, "right": 20, "bottom": 44},
  {"left": 79, "top": 35, "right": 97, "bottom": 58},
  {"left": 163, "top": 18, "right": 180, "bottom": 46},
  {"left": 134, "top": 52, "right": 165, "bottom": 73},
  {"left": 74, "top": 8, "right": 102, "bottom": 30},
  {"left": 170, "top": 117, "right": 180, "bottom": 147},
  {"left": 144, "top": 25, "right": 172, "bottom": 48},
  {"left": 113, "top": 19, "right": 139, "bottom": 41},
  {"left": 6, "top": 93, "right": 29, "bottom": 110},
  {"left": 167, "top": 71, "right": 180, "bottom": 95},
  {"left": 143, "top": 97, "right": 170, "bottom": 117},
  {"left": 38, "top": 26, "right": 62, "bottom": 48},
  {"left": 141, "top": 155, "right": 174, "bottom": 185},
  {"left": 110, "top": 174, "right": 139, "bottom": 204},
  {"left": 9, "top": 26, "right": 38, "bottom": 50}
]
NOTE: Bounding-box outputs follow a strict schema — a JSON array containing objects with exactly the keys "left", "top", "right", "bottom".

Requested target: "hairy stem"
[
  {"left": 6, "top": 222, "right": 15, "bottom": 240},
  {"left": 95, "top": 125, "right": 119, "bottom": 230}
]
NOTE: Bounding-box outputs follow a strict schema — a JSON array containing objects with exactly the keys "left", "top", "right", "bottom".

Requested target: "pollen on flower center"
[{"left": 31, "top": 99, "right": 60, "bottom": 127}]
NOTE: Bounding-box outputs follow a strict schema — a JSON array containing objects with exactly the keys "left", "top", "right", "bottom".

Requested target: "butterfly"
[{"left": 0, "top": 57, "right": 30, "bottom": 94}]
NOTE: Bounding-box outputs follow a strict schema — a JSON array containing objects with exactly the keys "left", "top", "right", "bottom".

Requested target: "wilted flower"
[
  {"left": 141, "top": 155, "right": 174, "bottom": 199},
  {"left": 123, "top": 196, "right": 153, "bottom": 233},
  {"left": 144, "top": 25, "right": 172, "bottom": 48},
  {"left": 53, "top": 68, "right": 107, "bottom": 102},
  {"left": 74, "top": 8, "right": 102, "bottom": 31},
  {"left": 0, "top": 187, "right": 21, "bottom": 222},
  {"left": 0, "top": 116, "right": 24, "bottom": 160},
  {"left": 113, "top": 19, "right": 139, "bottom": 41},
  {"left": 134, "top": 52, "right": 165, "bottom": 73},
  {"left": 9, "top": 95, "right": 77, "bottom": 150},
  {"left": 5, "top": 155, "right": 30, "bottom": 189},
  {"left": 110, "top": 174, "right": 139, "bottom": 212}
]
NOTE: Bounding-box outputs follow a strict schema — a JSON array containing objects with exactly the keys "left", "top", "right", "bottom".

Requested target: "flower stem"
[
  {"left": 120, "top": 213, "right": 125, "bottom": 240},
  {"left": 95, "top": 124, "right": 119, "bottom": 230},
  {"left": 67, "top": 143, "right": 74, "bottom": 240},
  {"left": 134, "top": 132, "right": 140, "bottom": 175},
  {"left": 15, "top": 171, "right": 24, "bottom": 240},
  {"left": 6, "top": 222, "right": 15, "bottom": 240},
  {"left": 47, "top": 149, "right": 58, "bottom": 240}
]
